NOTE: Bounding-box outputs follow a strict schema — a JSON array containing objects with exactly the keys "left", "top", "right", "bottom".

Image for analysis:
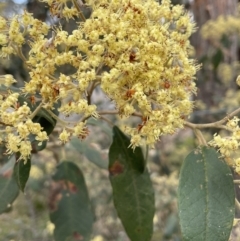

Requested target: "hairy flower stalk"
[{"left": 0, "top": 0, "right": 198, "bottom": 160}]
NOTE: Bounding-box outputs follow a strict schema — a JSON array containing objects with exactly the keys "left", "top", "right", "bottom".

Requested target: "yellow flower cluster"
[
  {"left": 0, "top": 81, "right": 48, "bottom": 161},
  {"left": 209, "top": 77, "right": 240, "bottom": 174},
  {"left": 85, "top": 0, "right": 197, "bottom": 147},
  {"left": 39, "top": 0, "right": 80, "bottom": 20},
  {"left": 209, "top": 116, "right": 240, "bottom": 173},
  {"left": 0, "top": 11, "right": 48, "bottom": 160},
  {"left": 0, "top": 0, "right": 198, "bottom": 159},
  {"left": 201, "top": 14, "right": 240, "bottom": 41},
  {"left": 0, "top": 11, "right": 49, "bottom": 57}
]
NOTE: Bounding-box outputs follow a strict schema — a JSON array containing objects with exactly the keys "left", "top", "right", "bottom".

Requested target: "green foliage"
[
  {"left": 32, "top": 107, "right": 57, "bottom": 135},
  {"left": 110, "top": 126, "right": 145, "bottom": 173},
  {"left": 1, "top": 1, "right": 240, "bottom": 241},
  {"left": 49, "top": 161, "right": 94, "bottom": 241},
  {"left": 108, "top": 126, "right": 155, "bottom": 241},
  {"left": 0, "top": 175, "right": 19, "bottom": 214},
  {"left": 178, "top": 146, "right": 235, "bottom": 241},
  {"left": 13, "top": 156, "right": 31, "bottom": 192}
]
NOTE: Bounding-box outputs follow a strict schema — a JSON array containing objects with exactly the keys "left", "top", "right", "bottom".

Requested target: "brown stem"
[
  {"left": 185, "top": 107, "right": 240, "bottom": 130},
  {"left": 193, "top": 129, "right": 207, "bottom": 146},
  {"left": 72, "top": 0, "right": 86, "bottom": 22}
]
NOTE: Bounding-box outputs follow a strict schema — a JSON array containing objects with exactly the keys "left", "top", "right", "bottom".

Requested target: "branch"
[
  {"left": 29, "top": 102, "right": 44, "bottom": 119},
  {"left": 185, "top": 107, "right": 240, "bottom": 130},
  {"left": 234, "top": 180, "right": 240, "bottom": 184},
  {"left": 45, "top": 109, "right": 76, "bottom": 128},
  {"left": 98, "top": 110, "right": 119, "bottom": 115},
  {"left": 235, "top": 198, "right": 240, "bottom": 213},
  {"left": 193, "top": 128, "right": 207, "bottom": 146},
  {"left": 72, "top": 0, "right": 86, "bottom": 22},
  {"left": 99, "top": 115, "right": 114, "bottom": 126}
]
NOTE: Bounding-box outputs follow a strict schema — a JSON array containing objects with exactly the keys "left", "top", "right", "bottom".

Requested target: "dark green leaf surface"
[
  {"left": 111, "top": 126, "right": 145, "bottom": 173},
  {"left": 32, "top": 107, "right": 57, "bottom": 136},
  {"left": 50, "top": 161, "right": 93, "bottom": 241},
  {"left": 0, "top": 175, "right": 19, "bottom": 214},
  {"left": 13, "top": 158, "right": 31, "bottom": 192},
  {"left": 178, "top": 146, "right": 235, "bottom": 241},
  {"left": 33, "top": 101, "right": 60, "bottom": 135},
  {"left": 109, "top": 126, "right": 154, "bottom": 241},
  {"left": 70, "top": 138, "right": 108, "bottom": 169},
  {"left": 32, "top": 140, "right": 47, "bottom": 152}
]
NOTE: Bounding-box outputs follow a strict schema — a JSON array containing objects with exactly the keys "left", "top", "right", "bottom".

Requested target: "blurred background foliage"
[{"left": 1, "top": 0, "right": 240, "bottom": 240}]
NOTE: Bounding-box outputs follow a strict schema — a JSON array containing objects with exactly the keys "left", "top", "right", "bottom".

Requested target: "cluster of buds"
[
  {"left": 0, "top": 76, "right": 48, "bottom": 160},
  {"left": 0, "top": 0, "right": 198, "bottom": 159},
  {"left": 208, "top": 76, "right": 240, "bottom": 174},
  {"left": 209, "top": 116, "right": 240, "bottom": 174}
]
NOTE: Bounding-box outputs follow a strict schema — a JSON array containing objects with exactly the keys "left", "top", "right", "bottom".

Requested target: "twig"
[
  {"left": 29, "top": 102, "right": 44, "bottom": 119},
  {"left": 87, "top": 81, "right": 95, "bottom": 105},
  {"left": 145, "top": 144, "right": 149, "bottom": 162},
  {"left": 185, "top": 107, "right": 240, "bottom": 129},
  {"left": 235, "top": 198, "right": 240, "bottom": 213},
  {"left": 193, "top": 128, "right": 207, "bottom": 146},
  {"left": 72, "top": 0, "right": 86, "bottom": 21},
  {"left": 98, "top": 110, "right": 119, "bottom": 115},
  {"left": 99, "top": 115, "right": 114, "bottom": 126}
]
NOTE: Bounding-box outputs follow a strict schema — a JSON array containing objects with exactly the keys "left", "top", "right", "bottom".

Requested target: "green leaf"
[
  {"left": 178, "top": 146, "right": 235, "bottom": 241},
  {"left": 32, "top": 105, "right": 59, "bottom": 136},
  {"left": 70, "top": 138, "right": 108, "bottom": 169},
  {"left": 111, "top": 126, "right": 145, "bottom": 173},
  {"left": 108, "top": 126, "right": 154, "bottom": 241},
  {"left": 13, "top": 157, "right": 31, "bottom": 192},
  {"left": 0, "top": 175, "right": 19, "bottom": 214},
  {"left": 36, "top": 107, "right": 57, "bottom": 128},
  {"left": 49, "top": 161, "right": 93, "bottom": 241},
  {"left": 33, "top": 99, "right": 61, "bottom": 136},
  {"left": 32, "top": 140, "right": 47, "bottom": 152}
]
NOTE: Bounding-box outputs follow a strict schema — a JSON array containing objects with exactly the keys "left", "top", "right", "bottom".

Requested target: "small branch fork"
[{"left": 184, "top": 107, "right": 240, "bottom": 146}]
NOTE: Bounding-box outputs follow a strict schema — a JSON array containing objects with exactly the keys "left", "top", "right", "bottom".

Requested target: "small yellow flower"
[
  {"left": 129, "top": 134, "right": 142, "bottom": 149},
  {"left": 19, "top": 140, "right": 32, "bottom": 161},
  {"left": 17, "top": 122, "right": 30, "bottom": 139},
  {"left": 6, "top": 134, "right": 21, "bottom": 154},
  {"left": 73, "top": 122, "right": 89, "bottom": 139},
  {"left": 36, "top": 131, "right": 49, "bottom": 143},
  {"left": 59, "top": 129, "right": 71, "bottom": 143}
]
